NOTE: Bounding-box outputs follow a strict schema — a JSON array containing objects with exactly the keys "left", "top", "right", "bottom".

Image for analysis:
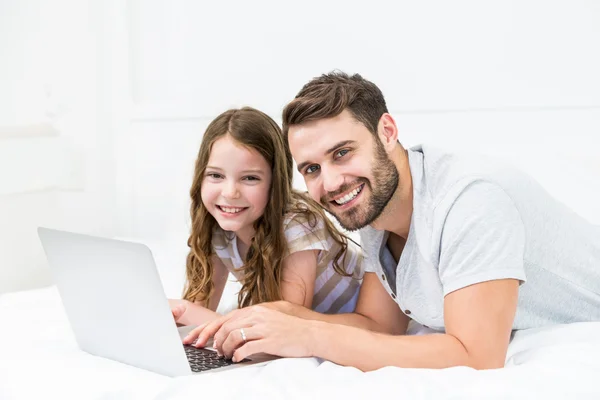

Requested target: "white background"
[{"left": 1, "top": 0, "right": 599, "bottom": 294}]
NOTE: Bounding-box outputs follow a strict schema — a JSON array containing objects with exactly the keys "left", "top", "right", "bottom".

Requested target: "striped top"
[{"left": 212, "top": 211, "right": 364, "bottom": 314}]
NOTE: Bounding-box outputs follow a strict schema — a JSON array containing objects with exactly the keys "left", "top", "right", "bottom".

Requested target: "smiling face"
[
  {"left": 288, "top": 110, "right": 399, "bottom": 231},
  {"left": 200, "top": 135, "right": 272, "bottom": 240}
]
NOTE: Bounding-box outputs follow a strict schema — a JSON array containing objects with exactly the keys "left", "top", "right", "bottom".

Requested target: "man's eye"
[
  {"left": 305, "top": 165, "right": 320, "bottom": 175},
  {"left": 335, "top": 149, "right": 349, "bottom": 158}
]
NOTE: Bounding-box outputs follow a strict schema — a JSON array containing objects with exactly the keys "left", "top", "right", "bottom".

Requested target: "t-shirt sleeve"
[
  {"left": 359, "top": 227, "right": 383, "bottom": 273},
  {"left": 438, "top": 180, "right": 527, "bottom": 296},
  {"left": 210, "top": 227, "right": 237, "bottom": 274},
  {"left": 284, "top": 213, "right": 330, "bottom": 256}
]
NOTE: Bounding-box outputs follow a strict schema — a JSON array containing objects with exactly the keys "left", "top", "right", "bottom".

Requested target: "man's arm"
[
  {"left": 229, "top": 278, "right": 518, "bottom": 370},
  {"left": 186, "top": 271, "right": 408, "bottom": 347},
  {"left": 306, "top": 181, "right": 526, "bottom": 370}
]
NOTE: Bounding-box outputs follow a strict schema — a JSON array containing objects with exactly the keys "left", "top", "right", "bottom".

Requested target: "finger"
[
  {"left": 193, "top": 313, "right": 234, "bottom": 348},
  {"left": 221, "top": 325, "right": 259, "bottom": 359},
  {"left": 172, "top": 305, "right": 186, "bottom": 320},
  {"left": 182, "top": 322, "right": 208, "bottom": 345},
  {"left": 209, "top": 308, "right": 249, "bottom": 351},
  {"left": 213, "top": 313, "right": 255, "bottom": 353},
  {"left": 232, "top": 339, "right": 265, "bottom": 363}
]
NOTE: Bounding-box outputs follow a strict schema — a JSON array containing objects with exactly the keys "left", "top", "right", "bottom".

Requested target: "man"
[{"left": 185, "top": 72, "right": 600, "bottom": 371}]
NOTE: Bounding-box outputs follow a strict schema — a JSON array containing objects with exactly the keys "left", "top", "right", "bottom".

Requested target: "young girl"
[{"left": 170, "top": 107, "right": 363, "bottom": 327}]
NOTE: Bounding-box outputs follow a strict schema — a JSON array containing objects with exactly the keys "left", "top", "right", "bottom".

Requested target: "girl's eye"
[
  {"left": 243, "top": 176, "right": 260, "bottom": 181},
  {"left": 206, "top": 173, "right": 222, "bottom": 179},
  {"left": 305, "top": 165, "right": 320, "bottom": 175}
]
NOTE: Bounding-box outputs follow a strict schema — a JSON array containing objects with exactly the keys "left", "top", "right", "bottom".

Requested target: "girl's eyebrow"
[
  {"left": 206, "top": 166, "right": 266, "bottom": 175},
  {"left": 241, "top": 169, "right": 266, "bottom": 175}
]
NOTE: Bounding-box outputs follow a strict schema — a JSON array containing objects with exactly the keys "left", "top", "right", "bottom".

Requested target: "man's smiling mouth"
[{"left": 331, "top": 183, "right": 365, "bottom": 206}]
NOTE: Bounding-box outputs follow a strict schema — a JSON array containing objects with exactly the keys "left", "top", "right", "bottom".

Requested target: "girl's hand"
[
  {"left": 168, "top": 299, "right": 189, "bottom": 324},
  {"left": 169, "top": 298, "right": 221, "bottom": 328}
]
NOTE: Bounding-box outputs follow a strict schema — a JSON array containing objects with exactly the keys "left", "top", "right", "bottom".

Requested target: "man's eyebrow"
[
  {"left": 324, "top": 140, "right": 355, "bottom": 156},
  {"left": 296, "top": 140, "right": 357, "bottom": 172}
]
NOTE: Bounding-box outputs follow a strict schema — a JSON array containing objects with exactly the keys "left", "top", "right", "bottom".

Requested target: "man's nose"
[{"left": 321, "top": 166, "right": 344, "bottom": 194}]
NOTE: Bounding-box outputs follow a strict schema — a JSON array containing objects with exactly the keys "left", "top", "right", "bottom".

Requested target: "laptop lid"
[{"left": 37, "top": 227, "right": 191, "bottom": 377}]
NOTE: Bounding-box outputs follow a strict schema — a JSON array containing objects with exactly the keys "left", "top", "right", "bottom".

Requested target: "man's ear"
[{"left": 377, "top": 113, "right": 399, "bottom": 152}]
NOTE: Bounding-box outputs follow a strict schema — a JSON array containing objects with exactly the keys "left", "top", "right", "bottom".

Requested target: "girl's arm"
[
  {"left": 170, "top": 255, "right": 229, "bottom": 326},
  {"left": 176, "top": 250, "right": 318, "bottom": 327},
  {"left": 280, "top": 250, "right": 320, "bottom": 308},
  {"left": 279, "top": 250, "right": 406, "bottom": 334}
]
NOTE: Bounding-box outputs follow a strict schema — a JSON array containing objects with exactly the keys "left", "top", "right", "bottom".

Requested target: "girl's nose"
[{"left": 222, "top": 181, "right": 240, "bottom": 199}]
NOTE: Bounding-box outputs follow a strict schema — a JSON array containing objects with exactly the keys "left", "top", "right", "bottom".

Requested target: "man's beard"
[{"left": 321, "top": 140, "right": 399, "bottom": 231}]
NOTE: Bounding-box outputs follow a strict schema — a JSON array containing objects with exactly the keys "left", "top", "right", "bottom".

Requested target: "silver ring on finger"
[{"left": 240, "top": 327, "right": 247, "bottom": 343}]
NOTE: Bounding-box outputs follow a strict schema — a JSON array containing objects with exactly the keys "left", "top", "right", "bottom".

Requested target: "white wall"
[
  {"left": 2, "top": 0, "right": 599, "bottom": 295},
  {"left": 0, "top": 0, "right": 121, "bottom": 293}
]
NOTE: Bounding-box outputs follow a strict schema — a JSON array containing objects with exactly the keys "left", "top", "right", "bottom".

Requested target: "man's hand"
[
  {"left": 216, "top": 306, "right": 315, "bottom": 362},
  {"left": 182, "top": 301, "right": 293, "bottom": 347},
  {"left": 183, "top": 304, "right": 315, "bottom": 361}
]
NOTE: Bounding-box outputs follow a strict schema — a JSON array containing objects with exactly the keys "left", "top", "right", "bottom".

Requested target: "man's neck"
[{"left": 370, "top": 148, "right": 413, "bottom": 239}]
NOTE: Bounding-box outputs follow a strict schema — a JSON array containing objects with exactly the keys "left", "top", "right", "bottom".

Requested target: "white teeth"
[
  {"left": 220, "top": 206, "right": 244, "bottom": 214},
  {"left": 334, "top": 185, "right": 363, "bottom": 205}
]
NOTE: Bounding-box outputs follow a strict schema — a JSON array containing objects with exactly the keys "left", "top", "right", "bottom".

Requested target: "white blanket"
[{"left": 1, "top": 286, "right": 600, "bottom": 399}]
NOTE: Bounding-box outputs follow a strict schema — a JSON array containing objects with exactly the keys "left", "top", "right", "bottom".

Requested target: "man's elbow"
[
  {"left": 353, "top": 312, "right": 393, "bottom": 334},
  {"left": 452, "top": 336, "right": 506, "bottom": 370},
  {"left": 466, "top": 354, "right": 506, "bottom": 370}
]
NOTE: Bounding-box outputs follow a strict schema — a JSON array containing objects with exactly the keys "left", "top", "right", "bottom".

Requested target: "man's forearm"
[
  {"left": 307, "top": 320, "right": 471, "bottom": 371},
  {"left": 286, "top": 303, "right": 390, "bottom": 333}
]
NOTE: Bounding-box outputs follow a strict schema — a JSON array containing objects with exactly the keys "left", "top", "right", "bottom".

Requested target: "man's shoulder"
[
  {"left": 359, "top": 224, "right": 381, "bottom": 238},
  {"left": 359, "top": 226, "right": 385, "bottom": 253},
  {"left": 412, "top": 144, "right": 520, "bottom": 207}
]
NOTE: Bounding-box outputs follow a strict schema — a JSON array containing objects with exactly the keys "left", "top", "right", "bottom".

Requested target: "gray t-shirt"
[{"left": 360, "top": 144, "right": 600, "bottom": 331}]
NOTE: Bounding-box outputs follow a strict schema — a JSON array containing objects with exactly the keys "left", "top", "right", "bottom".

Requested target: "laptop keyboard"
[{"left": 183, "top": 344, "right": 237, "bottom": 372}]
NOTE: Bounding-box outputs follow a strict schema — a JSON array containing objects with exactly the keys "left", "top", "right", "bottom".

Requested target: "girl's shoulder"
[
  {"left": 211, "top": 225, "right": 231, "bottom": 251},
  {"left": 283, "top": 203, "right": 364, "bottom": 275},
  {"left": 283, "top": 202, "right": 327, "bottom": 235},
  {"left": 281, "top": 200, "right": 331, "bottom": 250}
]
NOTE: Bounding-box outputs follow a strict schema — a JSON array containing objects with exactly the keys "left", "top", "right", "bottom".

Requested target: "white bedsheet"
[{"left": 1, "top": 286, "right": 600, "bottom": 400}]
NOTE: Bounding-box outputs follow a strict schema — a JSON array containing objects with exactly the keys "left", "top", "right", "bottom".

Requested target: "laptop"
[{"left": 37, "top": 227, "right": 275, "bottom": 377}]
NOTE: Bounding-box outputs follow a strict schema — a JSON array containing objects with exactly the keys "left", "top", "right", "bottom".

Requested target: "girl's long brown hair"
[{"left": 182, "top": 107, "right": 352, "bottom": 308}]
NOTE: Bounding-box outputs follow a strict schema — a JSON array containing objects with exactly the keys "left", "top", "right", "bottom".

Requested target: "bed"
[{"left": 1, "top": 283, "right": 600, "bottom": 399}]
